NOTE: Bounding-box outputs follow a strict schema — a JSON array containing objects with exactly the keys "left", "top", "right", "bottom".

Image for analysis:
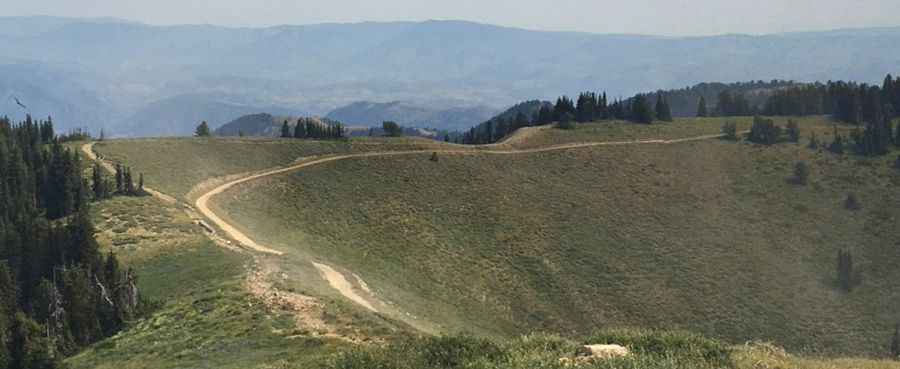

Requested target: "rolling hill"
[
  {"left": 70, "top": 116, "right": 900, "bottom": 369},
  {"left": 91, "top": 117, "right": 900, "bottom": 357}
]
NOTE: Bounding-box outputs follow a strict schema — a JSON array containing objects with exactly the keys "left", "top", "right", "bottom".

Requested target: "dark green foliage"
[
  {"left": 785, "top": 120, "right": 800, "bottom": 143},
  {"left": 720, "top": 122, "right": 737, "bottom": 140},
  {"left": 330, "top": 335, "right": 504, "bottom": 369},
  {"left": 891, "top": 324, "right": 899, "bottom": 359},
  {"left": 808, "top": 133, "right": 820, "bottom": 149},
  {"left": 294, "top": 119, "right": 306, "bottom": 138},
  {"left": 382, "top": 121, "right": 403, "bottom": 137},
  {"left": 557, "top": 112, "right": 576, "bottom": 130},
  {"left": 291, "top": 118, "right": 344, "bottom": 140},
  {"left": 853, "top": 118, "right": 893, "bottom": 156},
  {"left": 280, "top": 120, "right": 291, "bottom": 138},
  {"left": 655, "top": 93, "right": 673, "bottom": 122},
  {"left": 697, "top": 96, "right": 708, "bottom": 117},
  {"left": 194, "top": 121, "right": 211, "bottom": 137},
  {"left": 586, "top": 329, "right": 732, "bottom": 368},
  {"left": 792, "top": 161, "right": 810, "bottom": 185},
  {"left": 828, "top": 128, "right": 846, "bottom": 154},
  {"left": 715, "top": 90, "right": 753, "bottom": 116},
  {"left": 91, "top": 164, "right": 111, "bottom": 200},
  {"left": 844, "top": 193, "right": 861, "bottom": 211},
  {"left": 113, "top": 164, "right": 143, "bottom": 196},
  {"left": 837, "top": 249, "right": 855, "bottom": 292},
  {"left": 747, "top": 116, "right": 781, "bottom": 145},
  {"left": 0, "top": 115, "right": 141, "bottom": 367},
  {"left": 631, "top": 94, "right": 655, "bottom": 124}
]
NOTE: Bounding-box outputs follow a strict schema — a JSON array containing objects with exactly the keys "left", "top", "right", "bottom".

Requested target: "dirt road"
[{"left": 193, "top": 130, "right": 741, "bottom": 311}]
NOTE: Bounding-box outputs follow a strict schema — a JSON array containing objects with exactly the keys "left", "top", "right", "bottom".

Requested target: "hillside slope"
[{"left": 212, "top": 118, "right": 900, "bottom": 355}]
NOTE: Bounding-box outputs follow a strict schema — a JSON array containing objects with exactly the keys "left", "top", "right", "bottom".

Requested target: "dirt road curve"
[{"left": 192, "top": 130, "right": 740, "bottom": 310}]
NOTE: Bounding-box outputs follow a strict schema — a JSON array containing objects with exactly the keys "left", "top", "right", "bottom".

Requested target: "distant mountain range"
[
  {"left": 325, "top": 101, "right": 498, "bottom": 131},
  {"left": 1, "top": 16, "right": 899, "bottom": 136}
]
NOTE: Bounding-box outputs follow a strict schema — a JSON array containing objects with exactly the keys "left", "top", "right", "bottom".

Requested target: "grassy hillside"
[
  {"left": 66, "top": 195, "right": 414, "bottom": 368},
  {"left": 213, "top": 117, "right": 900, "bottom": 355},
  {"left": 94, "top": 137, "right": 467, "bottom": 198}
]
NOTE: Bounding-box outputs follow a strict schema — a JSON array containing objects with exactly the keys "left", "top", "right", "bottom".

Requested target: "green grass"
[
  {"left": 94, "top": 136, "right": 467, "bottom": 198},
  {"left": 68, "top": 195, "right": 357, "bottom": 368},
  {"left": 507, "top": 117, "right": 761, "bottom": 149},
  {"left": 326, "top": 330, "right": 732, "bottom": 369},
  {"left": 215, "top": 117, "right": 900, "bottom": 355}
]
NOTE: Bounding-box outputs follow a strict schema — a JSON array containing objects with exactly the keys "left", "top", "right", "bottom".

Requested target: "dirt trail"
[
  {"left": 81, "top": 142, "right": 178, "bottom": 204},
  {"left": 312, "top": 262, "right": 378, "bottom": 312},
  {"left": 194, "top": 129, "right": 741, "bottom": 312}
]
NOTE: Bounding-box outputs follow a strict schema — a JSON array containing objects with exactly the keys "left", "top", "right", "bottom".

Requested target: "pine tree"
[
  {"left": 656, "top": 93, "right": 673, "bottom": 122},
  {"left": 115, "top": 164, "right": 124, "bottom": 194},
  {"left": 697, "top": 96, "right": 708, "bottom": 117},
  {"left": 786, "top": 120, "right": 801, "bottom": 143},
  {"left": 194, "top": 121, "right": 211, "bottom": 137},
  {"left": 281, "top": 120, "right": 291, "bottom": 138},
  {"left": 92, "top": 163, "right": 106, "bottom": 200},
  {"left": 891, "top": 323, "right": 900, "bottom": 359},
  {"left": 294, "top": 119, "right": 306, "bottom": 138},
  {"left": 631, "top": 95, "right": 654, "bottom": 124}
]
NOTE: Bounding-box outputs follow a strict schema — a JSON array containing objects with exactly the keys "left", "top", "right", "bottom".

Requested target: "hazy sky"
[{"left": 4, "top": 0, "right": 900, "bottom": 36}]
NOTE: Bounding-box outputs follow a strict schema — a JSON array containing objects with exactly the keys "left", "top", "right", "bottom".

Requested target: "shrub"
[
  {"left": 557, "top": 112, "right": 576, "bottom": 130},
  {"left": 792, "top": 161, "right": 810, "bottom": 185},
  {"left": 844, "top": 193, "right": 861, "bottom": 211},
  {"left": 786, "top": 120, "right": 800, "bottom": 143},
  {"left": 827, "top": 127, "right": 846, "bottom": 154},
  {"left": 586, "top": 328, "right": 732, "bottom": 368},
  {"left": 720, "top": 122, "right": 737, "bottom": 140},
  {"left": 808, "top": 132, "right": 819, "bottom": 149},
  {"left": 748, "top": 116, "right": 781, "bottom": 145}
]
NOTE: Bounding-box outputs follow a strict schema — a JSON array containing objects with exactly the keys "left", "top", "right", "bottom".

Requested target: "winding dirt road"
[{"left": 191, "top": 130, "right": 742, "bottom": 311}]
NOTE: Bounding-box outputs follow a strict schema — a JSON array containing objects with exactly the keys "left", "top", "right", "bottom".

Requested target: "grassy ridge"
[
  {"left": 94, "top": 137, "right": 466, "bottom": 198},
  {"left": 216, "top": 117, "right": 900, "bottom": 354}
]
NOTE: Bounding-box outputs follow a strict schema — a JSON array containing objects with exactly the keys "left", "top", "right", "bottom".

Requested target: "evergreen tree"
[
  {"left": 655, "top": 93, "right": 673, "bottom": 122},
  {"left": 697, "top": 96, "right": 708, "bottom": 117},
  {"left": 786, "top": 120, "right": 801, "bottom": 143},
  {"left": 383, "top": 121, "right": 402, "bottom": 137},
  {"left": 91, "top": 163, "right": 107, "bottom": 200},
  {"left": 294, "top": 119, "right": 306, "bottom": 138},
  {"left": 281, "top": 120, "right": 291, "bottom": 138},
  {"left": 892, "top": 323, "right": 900, "bottom": 359},
  {"left": 837, "top": 249, "right": 854, "bottom": 292},
  {"left": 194, "top": 121, "right": 211, "bottom": 137},
  {"left": 631, "top": 95, "right": 654, "bottom": 124}
]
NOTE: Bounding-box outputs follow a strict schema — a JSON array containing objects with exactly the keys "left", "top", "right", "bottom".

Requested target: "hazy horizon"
[{"left": 4, "top": 0, "right": 900, "bottom": 37}]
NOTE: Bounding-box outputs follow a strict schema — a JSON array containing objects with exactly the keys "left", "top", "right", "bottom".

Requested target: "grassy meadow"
[
  {"left": 216, "top": 117, "right": 900, "bottom": 355},
  {"left": 76, "top": 117, "right": 900, "bottom": 368}
]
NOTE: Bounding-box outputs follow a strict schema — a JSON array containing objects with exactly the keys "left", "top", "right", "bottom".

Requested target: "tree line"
[
  {"left": 459, "top": 91, "right": 673, "bottom": 144},
  {"left": 281, "top": 118, "right": 345, "bottom": 140},
  {"left": 0, "top": 115, "right": 144, "bottom": 368}
]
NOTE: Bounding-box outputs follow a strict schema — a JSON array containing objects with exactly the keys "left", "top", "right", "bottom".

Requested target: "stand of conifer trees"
[
  {"left": 290, "top": 118, "right": 345, "bottom": 140},
  {"left": 0, "top": 115, "right": 142, "bottom": 369}
]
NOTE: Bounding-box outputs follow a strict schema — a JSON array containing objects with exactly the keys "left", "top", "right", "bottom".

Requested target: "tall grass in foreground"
[{"left": 327, "top": 330, "right": 733, "bottom": 369}]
